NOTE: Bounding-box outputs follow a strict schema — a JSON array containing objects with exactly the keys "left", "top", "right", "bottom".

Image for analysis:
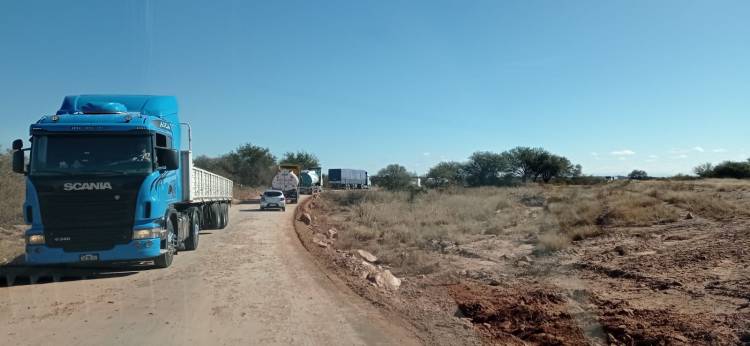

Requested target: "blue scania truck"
[{"left": 10, "top": 95, "right": 233, "bottom": 268}]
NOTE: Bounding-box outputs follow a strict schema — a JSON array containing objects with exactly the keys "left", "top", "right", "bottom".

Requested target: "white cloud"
[
  {"left": 423, "top": 152, "right": 431, "bottom": 156},
  {"left": 591, "top": 152, "right": 599, "bottom": 156},
  {"left": 673, "top": 154, "right": 688, "bottom": 159},
  {"left": 712, "top": 148, "right": 727, "bottom": 153},
  {"left": 648, "top": 154, "right": 658, "bottom": 159},
  {"left": 693, "top": 146, "right": 705, "bottom": 152},
  {"left": 610, "top": 149, "right": 635, "bottom": 156}
]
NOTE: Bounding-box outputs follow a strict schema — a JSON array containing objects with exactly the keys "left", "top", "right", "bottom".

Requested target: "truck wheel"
[
  {"left": 210, "top": 203, "right": 221, "bottom": 229},
  {"left": 282, "top": 207, "right": 286, "bottom": 212},
  {"left": 183, "top": 209, "right": 200, "bottom": 251},
  {"left": 223, "top": 204, "right": 230, "bottom": 227},
  {"left": 155, "top": 220, "right": 176, "bottom": 268},
  {"left": 218, "top": 204, "right": 228, "bottom": 229}
]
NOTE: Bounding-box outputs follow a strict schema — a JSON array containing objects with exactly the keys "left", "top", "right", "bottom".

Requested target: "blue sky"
[{"left": 1, "top": 0, "right": 748, "bottom": 176}]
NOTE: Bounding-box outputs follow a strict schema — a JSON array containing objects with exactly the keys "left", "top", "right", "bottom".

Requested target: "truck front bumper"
[{"left": 25, "top": 238, "right": 163, "bottom": 265}]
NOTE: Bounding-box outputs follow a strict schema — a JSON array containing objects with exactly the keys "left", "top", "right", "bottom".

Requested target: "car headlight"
[
  {"left": 133, "top": 227, "right": 165, "bottom": 240},
  {"left": 27, "top": 234, "right": 45, "bottom": 245}
]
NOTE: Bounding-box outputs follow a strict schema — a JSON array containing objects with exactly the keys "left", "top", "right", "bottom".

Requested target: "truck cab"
[{"left": 11, "top": 95, "right": 231, "bottom": 268}]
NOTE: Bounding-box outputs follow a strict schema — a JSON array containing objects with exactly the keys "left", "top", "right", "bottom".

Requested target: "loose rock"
[
  {"left": 300, "top": 213, "right": 312, "bottom": 225},
  {"left": 357, "top": 249, "right": 378, "bottom": 263},
  {"left": 312, "top": 233, "right": 329, "bottom": 248},
  {"left": 327, "top": 228, "right": 338, "bottom": 239},
  {"left": 672, "top": 334, "right": 688, "bottom": 342},
  {"left": 369, "top": 269, "right": 401, "bottom": 291}
]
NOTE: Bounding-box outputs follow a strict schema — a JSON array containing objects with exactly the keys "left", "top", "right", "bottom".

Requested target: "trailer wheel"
[
  {"left": 210, "top": 203, "right": 221, "bottom": 229},
  {"left": 183, "top": 209, "right": 200, "bottom": 251},
  {"left": 223, "top": 204, "right": 230, "bottom": 227},
  {"left": 154, "top": 220, "right": 176, "bottom": 268},
  {"left": 218, "top": 203, "right": 228, "bottom": 229}
]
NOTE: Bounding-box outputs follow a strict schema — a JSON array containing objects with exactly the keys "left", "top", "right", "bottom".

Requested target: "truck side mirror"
[
  {"left": 12, "top": 149, "right": 25, "bottom": 174},
  {"left": 11, "top": 139, "right": 25, "bottom": 174},
  {"left": 156, "top": 148, "right": 179, "bottom": 171}
]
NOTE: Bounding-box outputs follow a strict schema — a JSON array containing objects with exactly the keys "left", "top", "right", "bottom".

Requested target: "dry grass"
[
  {"left": 605, "top": 190, "right": 680, "bottom": 226},
  {"left": 322, "top": 187, "right": 542, "bottom": 272},
  {"left": 0, "top": 150, "right": 25, "bottom": 227},
  {"left": 320, "top": 179, "right": 750, "bottom": 268},
  {"left": 630, "top": 180, "right": 750, "bottom": 220},
  {"left": 328, "top": 187, "right": 527, "bottom": 247}
]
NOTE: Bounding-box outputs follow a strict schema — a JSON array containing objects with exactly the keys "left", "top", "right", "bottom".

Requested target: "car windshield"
[
  {"left": 30, "top": 135, "right": 153, "bottom": 175},
  {"left": 264, "top": 191, "right": 282, "bottom": 197}
]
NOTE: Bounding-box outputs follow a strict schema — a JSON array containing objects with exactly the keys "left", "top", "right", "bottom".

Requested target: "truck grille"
[{"left": 32, "top": 176, "right": 143, "bottom": 252}]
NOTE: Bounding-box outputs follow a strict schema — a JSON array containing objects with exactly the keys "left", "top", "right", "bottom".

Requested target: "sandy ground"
[{"left": 0, "top": 198, "right": 418, "bottom": 345}]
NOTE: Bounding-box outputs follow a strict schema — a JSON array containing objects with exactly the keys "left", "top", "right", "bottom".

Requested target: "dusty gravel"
[{"left": 0, "top": 198, "right": 418, "bottom": 345}]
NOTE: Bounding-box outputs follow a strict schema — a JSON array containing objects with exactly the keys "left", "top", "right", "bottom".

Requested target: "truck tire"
[
  {"left": 183, "top": 209, "right": 200, "bottom": 251},
  {"left": 223, "top": 204, "right": 230, "bottom": 227},
  {"left": 210, "top": 203, "right": 221, "bottom": 229},
  {"left": 154, "top": 219, "right": 176, "bottom": 268},
  {"left": 218, "top": 203, "right": 228, "bottom": 229}
]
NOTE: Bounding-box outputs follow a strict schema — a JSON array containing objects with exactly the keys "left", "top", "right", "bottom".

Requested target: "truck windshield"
[{"left": 30, "top": 135, "right": 154, "bottom": 175}]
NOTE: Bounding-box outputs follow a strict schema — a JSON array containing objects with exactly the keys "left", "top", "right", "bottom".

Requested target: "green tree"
[
  {"left": 693, "top": 162, "right": 714, "bottom": 178},
  {"left": 228, "top": 143, "right": 277, "bottom": 186},
  {"left": 426, "top": 161, "right": 465, "bottom": 187},
  {"left": 376, "top": 164, "right": 413, "bottom": 191},
  {"left": 194, "top": 143, "right": 277, "bottom": 187},
  {"left": 712, "top": 161, "right": 750, "bottom": 179},
  {"left": 628, "top": 169, "right": 648, "bottom": 180},
  {"left": 538, "top": 154, "right": 573, "bottom": 183},
  {"left": 464, "top": 152, "right": 508, "bottom": 186},
  {"left": 280, "top": 151, "right": 320, "bottom": 170},
  {"left": 504, "top": 147, "right": 546, "bottom": 182},
  {"left": 569, "top": 164, "right": 583, "bottom": 177},
  {"left": 501, "top": 147, "right": 579, "bottom": 183},
  {"left": 193, "top": 155, "right": 231, "bottom": 178}
]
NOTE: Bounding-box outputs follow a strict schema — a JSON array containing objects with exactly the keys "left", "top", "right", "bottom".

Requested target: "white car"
[{"left": 260, "top": 189, "right": 286, "bottom": 211}]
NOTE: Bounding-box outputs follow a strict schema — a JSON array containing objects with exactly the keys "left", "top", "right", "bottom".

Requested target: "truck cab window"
[{"left": 155, "top": 133, "right": 172, "bottom": 149}]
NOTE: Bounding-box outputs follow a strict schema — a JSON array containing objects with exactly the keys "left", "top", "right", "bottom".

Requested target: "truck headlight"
[
  {"left": 27, "top": 234, "right": 45, "bottom": 245},
  {"left": 132, "top": 227, "right": 165, "bottom": 240}
]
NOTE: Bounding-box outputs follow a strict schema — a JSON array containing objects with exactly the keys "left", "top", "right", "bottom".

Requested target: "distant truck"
[
  {"left": 299, "top": 167, "right": 323, "bottom": 195},
  {"left": 328, "top": 168, "right": 369, "bottom": 189},
  {"left": 10, "top": 95, "right": 233, "bottom": 268},
  {"left": 272, "top": 164, "right": 300, "bottom": 204}
]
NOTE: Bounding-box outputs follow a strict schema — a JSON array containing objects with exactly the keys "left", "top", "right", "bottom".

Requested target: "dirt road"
[{"left": 0, "top": 199, "right": 418, "bottom": 345}]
